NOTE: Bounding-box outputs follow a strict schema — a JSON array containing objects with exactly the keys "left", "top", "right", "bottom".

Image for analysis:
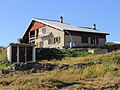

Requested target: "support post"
[
  {"left": 32, "top": 47, "right": 36, "bottom": 61},
  {"left": 17, "top": 46, "right": 19, "bottom": 63},
  {"left": 35, "top": 30, "right": 37, "bottom": 39},
  {"left": 29, "top": 32, "right": 30, "bottom": 43},
  {"left": 25, "top": 47, "right": 27, "bottom": 62},
  {"left": 95, "top": 36, "right": 97, "bottom": 45}
]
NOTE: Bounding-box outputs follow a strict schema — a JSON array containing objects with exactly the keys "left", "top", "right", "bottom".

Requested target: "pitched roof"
[{"left": 33, "top": 18, "right": 109, "bottom": 35}]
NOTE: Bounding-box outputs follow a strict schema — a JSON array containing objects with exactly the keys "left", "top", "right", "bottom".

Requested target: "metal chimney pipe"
[
  {"left": 60, "top": 16, "right": 63, "bottom": 23},
  {"left": 93, "top": 24, "right": 96, "bottom": 30}
]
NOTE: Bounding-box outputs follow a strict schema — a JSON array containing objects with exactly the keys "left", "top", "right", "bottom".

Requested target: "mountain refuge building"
[{"left": 21, "top": 17, "right": 109, "bottom": 48}]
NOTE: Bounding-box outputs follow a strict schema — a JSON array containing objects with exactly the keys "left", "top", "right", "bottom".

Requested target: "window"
[
  {"left": 48, "top": 39, "right": 52, "bottom": 44},
  {"left": 54, "top": 37, "right": 58, "bottom": 43},
  {"left": 48, "top": 36, "right": 61, "bottom": 45},
  {"left": 91, "top": 37, "right": 94, "bottom": 44},
  {"left": 42, "top": 28, "right": 46, "bottom": 34},
  {"left": 48, "top": 37, "right": 54, "bottom": 44},
  {"left": 96, "top": 37, "right": 99, "bottom": 44},
  {"left": 81, "top": 36, "right": 88, "bottom": 43},
  {"left": 54, "top": 36, "right": 61, "bottom": 44},
  {"left": 90, "top": 37, "right": 99, "bottom": 44}
]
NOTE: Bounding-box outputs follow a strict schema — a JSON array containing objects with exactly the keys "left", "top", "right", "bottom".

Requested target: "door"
[{"left": 12, "top": 46, "right": 17, "bottom": 62}]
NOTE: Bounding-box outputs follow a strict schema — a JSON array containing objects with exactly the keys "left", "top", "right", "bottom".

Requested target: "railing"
[{"left": 30, "top": 35, "right": 35, "bottom": 38}]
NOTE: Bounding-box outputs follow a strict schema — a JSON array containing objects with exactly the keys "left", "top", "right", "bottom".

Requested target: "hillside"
[{"left": 0, "top": 51, "right": 120, "bottom": 89}]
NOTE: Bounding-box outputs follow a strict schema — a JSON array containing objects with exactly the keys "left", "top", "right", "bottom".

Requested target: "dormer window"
[{"left": 42, "top": 28, "right": 46, "bottom": 34}]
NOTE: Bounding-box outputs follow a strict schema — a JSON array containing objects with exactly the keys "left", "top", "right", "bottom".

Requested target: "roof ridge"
[
  {"left": 34, "top": 18, "right": 60, "bottom": 22},
  {"left": 33, "top": 18, "right": 72, "bottom": 25}
]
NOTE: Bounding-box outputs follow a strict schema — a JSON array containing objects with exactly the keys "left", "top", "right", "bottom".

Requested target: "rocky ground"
[{"left": 1, "top": 61, "right": 101, "bottom": 74}]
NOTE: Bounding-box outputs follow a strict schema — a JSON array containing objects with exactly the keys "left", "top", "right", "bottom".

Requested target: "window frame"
[{"left": 81, "top": 36, "right": 88, "bottom": 43}]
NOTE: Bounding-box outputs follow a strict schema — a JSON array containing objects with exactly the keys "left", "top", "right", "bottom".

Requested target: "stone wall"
[{"left": 88, "top": 49, "right": 107, "bottom": 54}]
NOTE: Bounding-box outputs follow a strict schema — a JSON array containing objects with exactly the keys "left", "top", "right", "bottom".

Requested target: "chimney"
[
  {"left": 60, "top": 16, "right": 63, "bottom": 23},
  {"left": 93, "top": 24, "right": 96, "bottom": 30}
]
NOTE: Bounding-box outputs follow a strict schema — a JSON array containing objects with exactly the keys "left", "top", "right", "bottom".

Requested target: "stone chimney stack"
[
  {"left": 60, "top": 16, "right": 63, "bottom": 23},
  {"left": 93, "top": 24, "right": 96, "bottom": 30}
]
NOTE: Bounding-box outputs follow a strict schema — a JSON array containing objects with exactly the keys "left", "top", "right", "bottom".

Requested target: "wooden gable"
[{"left": 30, "top": 22, "right": 45, "bottom": 31}]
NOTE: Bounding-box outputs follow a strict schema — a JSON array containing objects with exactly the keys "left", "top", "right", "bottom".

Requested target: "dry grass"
[{"left": 0, "top": 51, "right": 120, "bottom": 89}]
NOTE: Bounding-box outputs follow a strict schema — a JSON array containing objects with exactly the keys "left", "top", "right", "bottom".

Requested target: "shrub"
[
  {"left": 36, "top": 48, "right": 92, "bottom": 60},
  {"left": 36, "top": 48, "right": 68, "bottom": 60},
  {"left": 66, "top": 49, "right": 92, "bottom": 57}
]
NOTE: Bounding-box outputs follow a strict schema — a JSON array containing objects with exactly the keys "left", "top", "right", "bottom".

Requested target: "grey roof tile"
[{"left": 32, "top": 18, "right": 109, "bottom": 35}]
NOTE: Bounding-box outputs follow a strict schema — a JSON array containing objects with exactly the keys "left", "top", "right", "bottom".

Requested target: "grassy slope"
[{"left": 0, "top": 51, "right": 120, "bottom": 89}]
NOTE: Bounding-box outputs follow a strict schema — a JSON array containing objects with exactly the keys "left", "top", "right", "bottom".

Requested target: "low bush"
[
  {"left": 36, "top": 48, "right": 67, "bottom": 60},
  {"left": 67, "top": 50, "right": 92, "bottom": 57},
  {"left": 36, "top": 48, "right": 92, "bottom": 60}
]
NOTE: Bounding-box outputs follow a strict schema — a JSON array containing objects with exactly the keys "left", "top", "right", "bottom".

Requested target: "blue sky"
[{"left": 0, "top": 0, "right": 119, "bottom": 46}]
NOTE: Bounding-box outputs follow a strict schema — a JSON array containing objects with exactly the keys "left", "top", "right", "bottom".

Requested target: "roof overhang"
[
  {"left": 38, "top": 32, "right": 53, "bottom": 40},
  {"left": 7, "top": 43, "right": 35, "bottom": 47},
  {"left": 64, "top": 29, "right": 110, "bottom": 35}
]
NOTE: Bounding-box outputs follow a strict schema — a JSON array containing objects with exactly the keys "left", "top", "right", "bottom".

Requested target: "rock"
[
  {"left": 58, "top": 65, "right": 70, "bottom": 70},
  {"left": 0, "top": 61, "right": 5, "bottom": 64},
  {"left": 43, "top": 63, "right": 57, "bottom": 71},
  {"left": 10, "top": 62, "right": 58, "bottom": 72},
  {"left": 30, "top": 68, "right": 37, "bottom": 73},
  {"left": 1, "top": 69, "right": 9, "bottom": 74},
  {"left": 73, "top": 61, "right": 102, "bottom": 69},
  {"left": 0, "top": 81, "right": 11, "bottom": 86}
]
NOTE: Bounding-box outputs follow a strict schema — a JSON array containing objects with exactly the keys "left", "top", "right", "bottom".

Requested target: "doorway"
[
  {"left": 12, "top": 46, "right": 17, "bottom": 62},
  {"left": 19, "top": 47, "right": 25, "bottom": 62},
  {"left": 26, "top": 47, "right": 32, "bottom": 62}
]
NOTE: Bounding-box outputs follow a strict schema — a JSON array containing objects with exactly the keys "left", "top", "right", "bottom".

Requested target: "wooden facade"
[{"left": 64, "top": 30, "right": 106, "bottom": 46}]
